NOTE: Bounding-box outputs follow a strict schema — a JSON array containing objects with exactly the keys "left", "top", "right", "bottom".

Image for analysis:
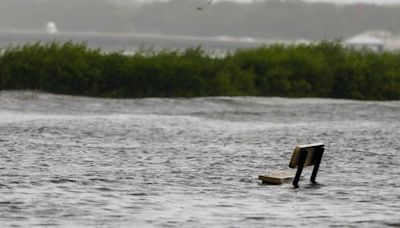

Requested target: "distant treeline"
[{"left": 0, "top": 42, "right": 399, "bottom": 100}]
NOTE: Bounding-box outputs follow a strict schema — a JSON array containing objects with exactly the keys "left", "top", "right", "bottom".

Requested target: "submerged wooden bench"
[{"left": 259, "top": 143, "right": 325, "bottom": 188}]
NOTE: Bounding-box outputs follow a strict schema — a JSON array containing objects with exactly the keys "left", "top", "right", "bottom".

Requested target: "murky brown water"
[{"left": 1, "top": 91, "right": 399, "bottom": 227}]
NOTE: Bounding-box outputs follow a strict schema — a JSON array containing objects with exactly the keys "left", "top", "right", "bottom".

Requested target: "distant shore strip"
[{"left": 0, "top": 41, "right": 399, "bottom": 100}]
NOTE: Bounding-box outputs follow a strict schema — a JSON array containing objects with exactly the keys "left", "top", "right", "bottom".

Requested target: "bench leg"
[
  {"left": 293, "top": 149, "right": 307, "bottom": 188},
  {"left": 310, "top": 147, "right": 324, "bottom": 183}
]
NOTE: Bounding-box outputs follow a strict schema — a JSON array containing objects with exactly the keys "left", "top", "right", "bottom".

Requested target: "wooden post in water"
[
  {"left": 292, "top": 148, "right": 307, "bottom": 188},
  {"left": 310, "top": 146, "right": 324, "bottom": 183}
]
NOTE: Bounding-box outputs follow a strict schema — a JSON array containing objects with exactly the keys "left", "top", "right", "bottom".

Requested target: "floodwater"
[{"left": 0, "top": 91, "right": 399, "bottom": 227}]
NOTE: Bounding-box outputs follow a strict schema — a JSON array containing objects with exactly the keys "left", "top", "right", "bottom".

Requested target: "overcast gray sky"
[
  {"left": 226, "top": 0, "right": 400, "bottom": 3},
  {"left": 128, "top": 0, "right": 400, "bottom": 4},
  {"left": 2, "top": 0, "right": 399, "bottom": 40},
  {"left": 303, "top": 0, "right": 400, "bottom": 3}
]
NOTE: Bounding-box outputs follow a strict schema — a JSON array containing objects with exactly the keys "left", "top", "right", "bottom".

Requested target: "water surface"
[{"left": 0, "top": 91, "right": 399, "bottom": 227}]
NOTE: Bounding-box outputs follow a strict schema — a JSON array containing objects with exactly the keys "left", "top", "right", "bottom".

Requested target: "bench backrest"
[{"left": 289, "top": 143, "right": 324, "bottom": 168}]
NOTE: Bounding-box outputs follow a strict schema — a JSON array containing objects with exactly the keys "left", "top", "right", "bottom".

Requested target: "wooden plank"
[
  {"left": 258, "top": 171, "right": 297, "bottom": 185},
  {"left": 296, "top": 142, "right": 324, "bottom": 148},
  {"left": 289, "top": 143, "right": 324, "bottom": 168}
]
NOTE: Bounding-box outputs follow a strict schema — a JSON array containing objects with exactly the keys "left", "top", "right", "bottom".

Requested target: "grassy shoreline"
[{"left": 0, "top": 42, "right": 399, "bottom": 100}]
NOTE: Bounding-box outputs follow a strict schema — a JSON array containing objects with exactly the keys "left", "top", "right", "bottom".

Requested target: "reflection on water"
[{"left": 0, "top": 91, "right": 399, "bottom": 227}]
